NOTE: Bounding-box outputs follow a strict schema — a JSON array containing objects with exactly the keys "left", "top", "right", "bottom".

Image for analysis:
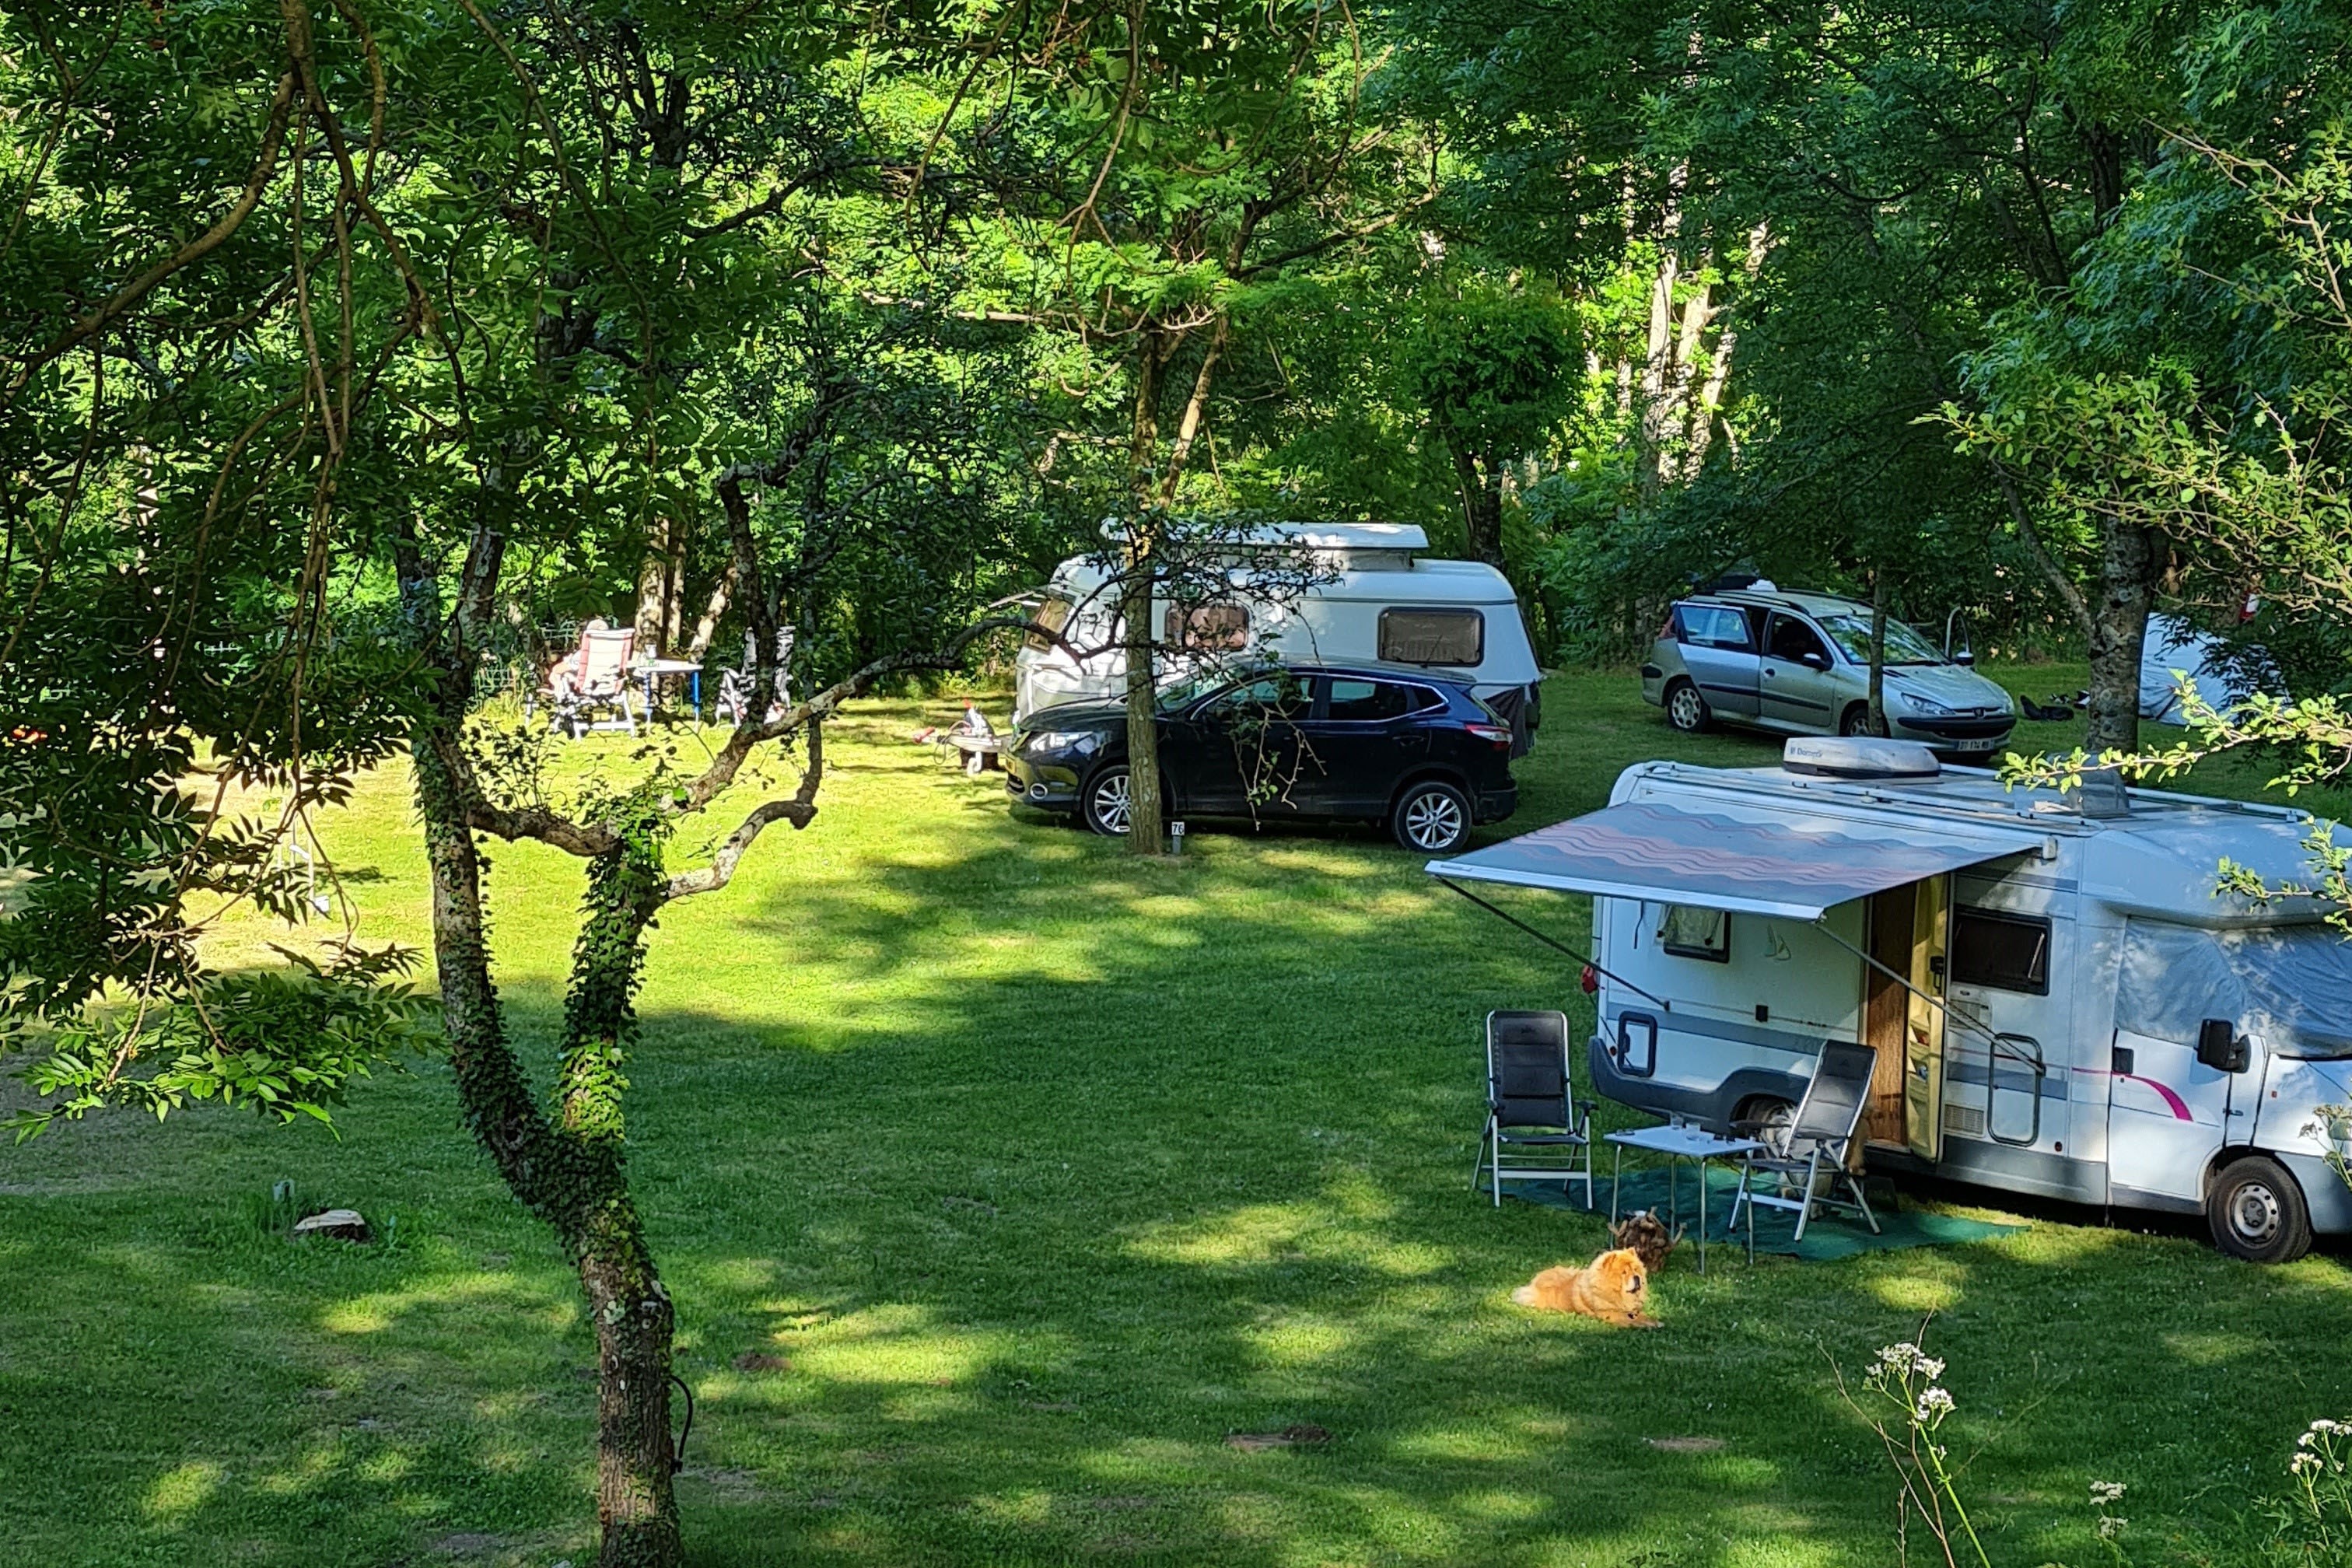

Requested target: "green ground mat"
[{"left": 1507, "top": 1164, "right": 2028, "bottom": 1262}]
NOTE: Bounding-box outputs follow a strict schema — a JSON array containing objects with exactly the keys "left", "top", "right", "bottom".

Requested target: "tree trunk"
[
  {"left": 583, "top": 1240, "right": 680, "bottom": 1567},
  {"left": 1120, "top": 329, "right": 1173, "bottom": 856},
  {"left": 2085, "top": 520, "right": 2158, "bottom": 758},
  {"left": 1446, "top": 442, "right": 1505, "bottom": 568},
  {"left": 634, "top": 516, "right": 671, "bottom": 653},
  {"left": 1867, "top": 572, "right": 1887, "bottom": 736}
]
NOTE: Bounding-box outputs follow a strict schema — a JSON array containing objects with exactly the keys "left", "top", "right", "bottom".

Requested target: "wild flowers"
[
  {"left": 2268, "top": 1415, "right": 2352, "bottom": 1562},
  {"left": 1843, "top": 1332, "right": 1988, "bottom": 1568}
]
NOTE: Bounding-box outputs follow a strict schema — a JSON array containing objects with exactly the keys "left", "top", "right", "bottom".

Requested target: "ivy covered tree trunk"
[
  {"left": 401, "top": 533, "right": 684, "bottom": 1568},
  {"left": 558, "top": 845, "right": 680, "bottom": 1566}
]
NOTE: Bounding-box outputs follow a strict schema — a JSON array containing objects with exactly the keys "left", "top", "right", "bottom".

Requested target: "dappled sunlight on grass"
[{"left": 143, "top": 1460, "right": 224, "bottom": 1522}]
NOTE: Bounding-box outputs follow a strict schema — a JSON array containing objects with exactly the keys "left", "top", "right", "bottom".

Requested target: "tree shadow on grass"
[
  {"left": 9, "top": 693, "right": 2352, "bottom": 1566},
  {"left": 597, "top": 817, "right": 2352, "bottom": 1567}
]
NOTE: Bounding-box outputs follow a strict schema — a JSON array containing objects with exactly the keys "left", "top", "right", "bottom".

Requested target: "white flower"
[
  {"left": 2096, "top": 1516, "right": 2127, "bottom": 1541},
  {"left": 2089, "top": 1480, "right": 2126, "bottom": 1505},
  {"left": 1915, "top": 1386, "right": 1956, "bottom": 1423},
  {"left": 1915, "top": 1355, "right": 1946, "bottom": 1380},
  {"left": 2294, "top": 1451, "right": 2322, "bottom": 1477},
  {"left": 1878, "top": 1342, "right": 1924, "bottom": 1374}
]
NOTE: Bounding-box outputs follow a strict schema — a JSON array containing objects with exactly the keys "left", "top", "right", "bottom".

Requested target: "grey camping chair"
[
  {"left": 1727, "top": 1041, "right": 1883, "bottom": 1242},
  {"left": 1472, "top": 1010, "right": 1595, "bottom": 1209}
]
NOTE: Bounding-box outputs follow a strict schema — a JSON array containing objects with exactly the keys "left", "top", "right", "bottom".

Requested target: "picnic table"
[{"left": 631, "top": 656, "right": 702, "bottom": 716}]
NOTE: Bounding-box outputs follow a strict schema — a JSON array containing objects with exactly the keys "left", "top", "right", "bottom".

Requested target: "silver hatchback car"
[{"left": 1641, "top": 589, "right": 2018, "bottom": 755}]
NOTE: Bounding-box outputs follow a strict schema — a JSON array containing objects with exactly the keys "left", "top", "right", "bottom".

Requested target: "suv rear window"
[
  {"left": 1324, "top": 678, "right": 1411, "bottom": 720},
  {"left": 1379, "top": 607, "right": 1483, "bottom": 666},
  {"left": 1675, "top": 604, "right": 1752, "bottom": 649}
]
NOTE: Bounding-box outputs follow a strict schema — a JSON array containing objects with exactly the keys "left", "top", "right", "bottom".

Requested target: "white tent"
[{"left": 2140, "top": 614, "right": 2282, "bottom": 726}]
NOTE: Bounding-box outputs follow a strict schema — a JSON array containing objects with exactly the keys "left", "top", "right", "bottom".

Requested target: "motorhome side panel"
[{"left": 1591, "top": 898, "right": 1865, "bottom": 1126}]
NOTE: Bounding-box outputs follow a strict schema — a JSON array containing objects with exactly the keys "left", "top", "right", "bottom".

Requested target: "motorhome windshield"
[
  {"left": 2118, "top": 920, "right": 2352, "bottom": 1059},
  {"left": 1817, "top": 613, "right": 1947, "bottom": 667}
]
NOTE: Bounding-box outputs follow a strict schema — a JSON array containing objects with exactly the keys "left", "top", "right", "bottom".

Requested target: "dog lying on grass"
[{"left": 1511, "top": 1248, "right": 1660, "bottom": 1328}]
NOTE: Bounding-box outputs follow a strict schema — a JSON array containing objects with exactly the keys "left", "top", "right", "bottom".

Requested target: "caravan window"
[
  {"left": 1024, "top": 593, "right": 1074, "bottom": 653},
  {"left": 1379, "top": 607, "right": 1484, "bottom": 666},
  {"left": 1657, "top": 905, "right": 1731, "bottom": 963},
  {"left": 1951, "top": 908, "right": 2049, "bottom": 995},
  {"left": 1164, "top": 601, "right": 1250, "bottom": 651}
]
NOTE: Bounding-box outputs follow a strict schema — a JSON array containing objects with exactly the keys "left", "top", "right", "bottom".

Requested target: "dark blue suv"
[{"left": 1005, "top": 663, "right": 1519, "bottom": 852}]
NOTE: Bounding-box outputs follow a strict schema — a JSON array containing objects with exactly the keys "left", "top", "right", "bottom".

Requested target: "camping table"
[
  {"left": 632, "top": 657, "right": 702, "bottom": 716},
  {"left": 947, "top": 733, "right": 1006, "bottom": 774},
  {"left": 1604, "top": 1125, "right": 1768, "bottom": 1272}
]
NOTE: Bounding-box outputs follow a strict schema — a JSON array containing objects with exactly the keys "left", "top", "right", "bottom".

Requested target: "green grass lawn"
[{"left": 4, "top": 667, "right": 2348, "bottom": 1567}]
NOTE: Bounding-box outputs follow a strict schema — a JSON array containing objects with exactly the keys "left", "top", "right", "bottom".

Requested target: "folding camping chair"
[
  {"left": 545, "top": 622, "right": 640, "bottom": 738},
  {"left": 1727, "top": 1041, "right": 1883, "bottom": 1243},
  {"left": 715, "top": 627, "right": 793, "bottom": 727},
  {"left": 1472, "top": 1010, "right": 1595, "bottom": 1209}
]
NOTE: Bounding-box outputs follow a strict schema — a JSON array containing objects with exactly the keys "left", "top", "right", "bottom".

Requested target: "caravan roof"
[{"left": 1093, "top": 520, "right": 1430, "bottom": 554}]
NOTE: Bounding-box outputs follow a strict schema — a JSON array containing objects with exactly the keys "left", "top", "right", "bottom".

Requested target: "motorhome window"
[
  {"left": 1164, "top": 601, "right": 1250, "bottom": 652},
  {"left": 1379, "top": 607, "right": 1484, "bottom": 666},
  {"left": 1324, "top": 678, "right": 1411, "bottom": 721},
  {"left": 1657, "top": 905, "right": 1731, "bottom": 962},
  {"left": 1765, "top": 614, "right": 1832, "bottom": 665},
  {"left": 1675, "top": 604, "right": 1752, "bottom": 649},
  {"left": 1951, "top": 908, "right": 2049, "bottom": 995},
  {"left": 1024, "top": 594, "right": 1074, "bottom": 653}
]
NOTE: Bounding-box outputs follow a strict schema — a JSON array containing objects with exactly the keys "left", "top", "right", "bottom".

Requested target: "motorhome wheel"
[
  {"left": 2207, "top": 1156, "right": 2312, "bottom": 1264},
  {"left": 1665, "top": 681, "right": 1710, "bottom": 733},
  {"left": 1083, "top": 766, "right": 1134, "bottom": 836}
]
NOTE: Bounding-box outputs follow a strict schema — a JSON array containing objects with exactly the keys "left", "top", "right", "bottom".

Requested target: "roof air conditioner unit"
[{"left": 1783, "top": 736, "right": 1941, "bottom": 780}]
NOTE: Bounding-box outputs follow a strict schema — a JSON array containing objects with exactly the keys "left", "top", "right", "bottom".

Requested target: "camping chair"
[
  {"left": 547, "top": 623, "right": 640, "bottom": 738},
  {"left": 715, "top": 628, "right": 793, "bottom": 727},
  {"left": 1472, "top": 1010, "right": 1595, "bottom": 1209},
  {"left": 1727, "top": 1041, "right": 1883, "bottom": 1243}
]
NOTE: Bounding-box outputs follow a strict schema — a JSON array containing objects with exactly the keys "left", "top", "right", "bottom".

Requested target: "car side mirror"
[
  {"left": 2196, "top": 1017, "right": 2250, "bottom": 1073},
  {"left": 1801, "top": 651, "right": 1831, "bottom": 671},
  {"left": 1953, "top": 647, "right": 1976, "bottom": 667}
]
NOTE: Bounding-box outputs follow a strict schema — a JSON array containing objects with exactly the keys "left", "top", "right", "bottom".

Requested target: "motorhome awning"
[{"left": 1427, "top": 802, "right": 2046, "bottom": 921}]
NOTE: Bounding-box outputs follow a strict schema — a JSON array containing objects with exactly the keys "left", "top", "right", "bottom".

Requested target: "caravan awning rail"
[{"left": 1427, "top": 800, "right": 2046, "bottom": 920}]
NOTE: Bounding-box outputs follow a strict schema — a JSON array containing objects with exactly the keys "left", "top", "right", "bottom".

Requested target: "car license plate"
[{"left": 1957, "top": 736, "right": 1998, "bottom": 751}]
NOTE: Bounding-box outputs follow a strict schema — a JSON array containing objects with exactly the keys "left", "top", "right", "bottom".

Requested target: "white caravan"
[
  {"left": 1014, "top": 522, "right": 1544, "bottom": 751},
  {"left": 1428, "top": 737, "right": 2352, "bottom": 1262}
]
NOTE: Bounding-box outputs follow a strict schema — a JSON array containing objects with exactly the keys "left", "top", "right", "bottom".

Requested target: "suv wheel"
[
  {"left": 2207, "top": 1155, "right": 2312, "bottom": 1263},
  {"left": 1082, "top": 765, "right": 1134, "bottom": 836},
  {"left": 1391, "top": 780, "right": 1471, "bottom": 853},
  {"left": 1665, "top": 680, "right": 1710, "bottom": 733}
]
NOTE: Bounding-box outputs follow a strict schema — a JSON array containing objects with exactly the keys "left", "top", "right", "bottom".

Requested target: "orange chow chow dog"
[{"left": 1510, "top": 1248, "right": 1660, "bottom": 1328}]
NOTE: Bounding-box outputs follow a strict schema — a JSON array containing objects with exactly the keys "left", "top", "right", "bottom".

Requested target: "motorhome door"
[
  {"left": 1941, "top": 905, "right": 2069, "bottom": 1157},
  {"left": 1902, "top": 876, "right": 1951, "bottom": 1162}
]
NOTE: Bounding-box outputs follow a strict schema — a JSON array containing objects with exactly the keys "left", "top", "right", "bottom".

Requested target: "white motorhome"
[
  {"left": 1014, "top": 522, "right": 1545, "bottom": 751},
  {"left": 1429, "top": 737, "right": 2352, "bottom": 1262}
]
